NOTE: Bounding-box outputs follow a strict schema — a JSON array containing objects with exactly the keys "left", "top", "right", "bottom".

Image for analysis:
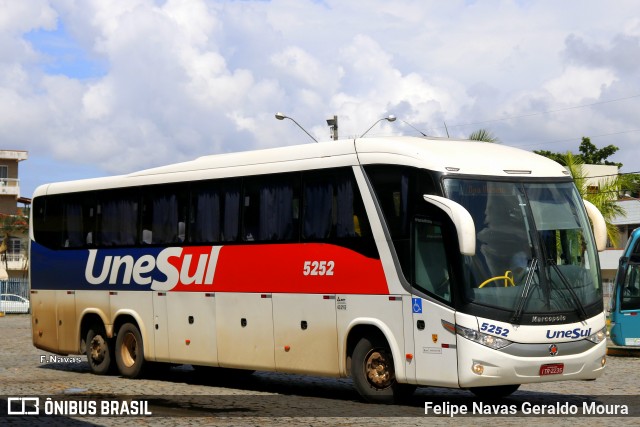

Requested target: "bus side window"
[
  {"left": 413, "top": 219, "right": 452, "bottom": 303},
  {"left": 242, "top": 174, "right": 299, "bottom": 242},
  {"left": 622, "top": 264, "right": 640, "bottom": 311},
  {"left": 302, "top": 174, "right": 333, "bottom": 239},
  {"left": 302, "top": 168, "right": 372, "bottom": 242},
  {"left": 59, "top": 194, "right": 96, "bottom": 249},
  {"left": 189, "top": 185, "right": 222, "bottom": 243},
  {"left": 365, "top": 165, "right": 437, "bottom": 281},
  {"left": 222, "top": 183, "right": 240, "bottom": 242},
  {"left": 189, "top": 179, "right": 241, "bottom": 243},
  {"left": 63, "top": 200, "right": 84, "bottom": 248},
  {"left": 97, "top": 191, "right": 139, "bottom": 247},
  {"left": 142, "top": 186, "right": 186, "bottom": 245},
  {"left": 335, "top": 177, "right": 356, "bottom": 238},
  {"left": 33, "top": 196, "right": 63, "bottom": 249}
]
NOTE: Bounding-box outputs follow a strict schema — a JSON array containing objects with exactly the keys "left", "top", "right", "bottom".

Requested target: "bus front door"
[
  {"left": 611, "top": 262, "right": 640, "bottom": 346},
  {"left": 412, "top": 299, "right": 459, "bottom": 387},
  {"left": 411, "top": 218, "right": 459, "bottom": 387}
]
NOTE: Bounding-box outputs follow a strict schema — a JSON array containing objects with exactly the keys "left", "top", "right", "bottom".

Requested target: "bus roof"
[{"left": 34, "top": 136, "right": 569, "bottom": 197}]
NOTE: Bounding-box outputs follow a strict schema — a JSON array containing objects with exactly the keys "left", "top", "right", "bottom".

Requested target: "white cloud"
[
  {"left": 543, "top": 66, "right": 617, "bottom": 105},
  {"left": 271, "top": 46, "right": 326, "bottom": 88},
  {"left": 82, "top": 79, "right": 113, "bottom": 119},
  {"left": 0, "top": 0, "right": 57, "bottom": 34}
]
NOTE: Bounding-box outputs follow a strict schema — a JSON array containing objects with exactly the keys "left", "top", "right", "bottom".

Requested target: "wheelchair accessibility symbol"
[{"left": 412, "top": 297, "right": 422, "bottom": 314}]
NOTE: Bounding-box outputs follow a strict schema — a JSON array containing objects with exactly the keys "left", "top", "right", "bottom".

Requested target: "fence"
[{"left": 0, "top": 278, "right": 29, "bottom": 314}]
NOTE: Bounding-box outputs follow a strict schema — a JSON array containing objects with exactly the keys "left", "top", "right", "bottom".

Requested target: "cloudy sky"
[{"left": 2, "top": 0, "right": 639, "bottom": 198}]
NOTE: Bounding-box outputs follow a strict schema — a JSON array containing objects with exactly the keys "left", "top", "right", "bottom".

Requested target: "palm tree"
[
  {"left": 469, "top": 128, "right": 500, "bottom": 143},
  {"left": 0, "top": 212, "right": 29, "bottom": 274},
  {"left": 561, "top": 151, "right": 626, "bottom": 247}
]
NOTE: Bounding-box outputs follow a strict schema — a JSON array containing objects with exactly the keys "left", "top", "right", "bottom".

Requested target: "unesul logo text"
[
  {"left": 545, "top": 327, "right": 592, "bottom": 340},
  {"left": 84, "top": 247, "right": 221, "bottom": 291}
]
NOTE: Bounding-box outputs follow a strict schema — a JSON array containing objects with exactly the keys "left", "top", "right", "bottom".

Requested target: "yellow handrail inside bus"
[{"left": 478, "top": 271, "right": 515, "bottom": 288}]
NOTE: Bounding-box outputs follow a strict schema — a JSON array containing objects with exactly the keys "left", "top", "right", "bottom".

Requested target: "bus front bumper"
[{"left": 456, "top": 337, "right": 607, "bottom": 388}]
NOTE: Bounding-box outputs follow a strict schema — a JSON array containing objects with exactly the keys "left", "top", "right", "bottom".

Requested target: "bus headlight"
[
  {"left": 586, "top": 327, "right": 607, "bottom": 344},
  {"left": 456, "top": 324, "right": 512, "bottom": 350}
]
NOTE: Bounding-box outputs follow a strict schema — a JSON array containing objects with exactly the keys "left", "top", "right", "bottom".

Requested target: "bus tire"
[
  {"left": 470, "top": 384, "right": 520, "bottom": 398},
  {"left": 351, "top": 335, "right": 414, "bottom": 403},
  {"left": 86, "top": 326, "right": 113, "bottom": 375},
  {"left": 115, "top": 323, "right": 145, "bottom": 378}
]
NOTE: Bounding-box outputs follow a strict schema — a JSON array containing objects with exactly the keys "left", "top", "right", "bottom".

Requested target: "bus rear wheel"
[
  {"left": 115, "top": 323, "right": 145, "bottom": 378},
  {"left": 351, "top": 335, "right": 415, "bottom": 403},
  {"left": 86, "top": 326, "right": 113, "bottom": 375}
]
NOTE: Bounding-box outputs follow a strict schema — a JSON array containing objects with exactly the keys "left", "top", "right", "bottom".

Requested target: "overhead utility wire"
[
  {"left": 440, "top": 93, "right": 640, "bottom": 130},
  {"left": 578, "top": 170, "right": 640, "bottom": 178},
  {"left": 512, "top": 129, "right": 640, "bottom": 148}
]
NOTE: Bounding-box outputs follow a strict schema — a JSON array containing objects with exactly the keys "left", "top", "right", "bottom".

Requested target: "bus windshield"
[{"left": 443, "top": 179, "right": 602, "bottom": 320}]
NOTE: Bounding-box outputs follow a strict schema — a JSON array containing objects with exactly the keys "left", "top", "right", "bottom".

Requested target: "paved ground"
[{"left": 1, "top": 314, "right": 639, "bottom": 426}]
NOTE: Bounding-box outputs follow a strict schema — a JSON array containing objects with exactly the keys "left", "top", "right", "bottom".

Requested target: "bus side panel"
[
  {"left": 56, "top": 290, "right": 78, "bottom": 354},
  {"left": 152, "top": 291, "right": 169, "bottom": 361},
  {"left": 166, "top": 292, "right": 218, "bottom": 365},
  {"left": 216, "top": 292, "right": 275, "bottom": 371},
  {"left": 336, "top": 294, "right": 406, "bottom": 381},
  {"left": 273, "top": 293, "right": 339, "bottom": 376},
  {"left": 412, "top": 299, "right": 459, "bottom": 388},
  {"left": 31, "top": 290, "right": 59, "bottom": 353},
  {"left": 110, "top": 291, "right": 155, "bottom": 360}
]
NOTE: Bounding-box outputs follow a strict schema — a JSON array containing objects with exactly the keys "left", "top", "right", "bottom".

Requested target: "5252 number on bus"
[
  {"left": 303, "top": 261, "right": 335, "bottom": 276},
  {"left": 480, "top": 322, "right": 510, "bottom": 337}
]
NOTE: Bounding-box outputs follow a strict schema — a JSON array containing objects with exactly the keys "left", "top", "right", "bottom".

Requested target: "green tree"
[
  {"left": 531, "top": 149, "right": 566, "bottom": 165},
  {"left": 534, "top": 137, "right": 621, "bottom": 167},
  {"left": 534, "top": 136, "right": 638, "bottom": 197},
  {"left": 625, "top": 174, "right": 640, "bottom": 198},
  {"left": 0, "top": 212, "right": 29, "bottom": 273},
  {"left": 577, "top": 137, "right": 621, "bottom": 167}
]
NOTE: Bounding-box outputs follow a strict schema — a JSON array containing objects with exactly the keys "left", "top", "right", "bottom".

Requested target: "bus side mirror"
[
  {"left": 583, "top": 199, "right": 607, "bottom": 252},
  {"left": 423, "top": 195, "right": 476, "bottom": 256}
]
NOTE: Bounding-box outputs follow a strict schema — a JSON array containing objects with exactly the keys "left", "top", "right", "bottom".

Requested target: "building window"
[
  {"left": 6, "top": 237, "right": 22, "bottom": 261},
  {"left": 0, "top": 165, "right": 7, "bottom": 185},
  {"left": 587, "top": 185, "right": 599, "bottom": 194}
]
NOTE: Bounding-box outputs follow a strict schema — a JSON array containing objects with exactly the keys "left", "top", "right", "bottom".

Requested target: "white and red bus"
[{"left": 31, "top": 136, "right": 608, "bottom": 403}]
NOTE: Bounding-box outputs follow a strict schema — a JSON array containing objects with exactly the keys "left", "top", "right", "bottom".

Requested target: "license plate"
[{"left": 539, "top": 363, "right": 564, "bottom": 376}]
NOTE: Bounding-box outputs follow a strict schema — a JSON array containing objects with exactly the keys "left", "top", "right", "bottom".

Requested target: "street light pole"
[
  {"left": 360, "top": 115, "right": 396, "bottom": 138},
  {"left": 275, "top": 112, "right": 318, "bottom": 143}
]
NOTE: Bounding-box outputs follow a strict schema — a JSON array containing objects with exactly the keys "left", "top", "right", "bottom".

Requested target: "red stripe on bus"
[{"left": 169, "top": 243, "right": 388, "bottom": 294}]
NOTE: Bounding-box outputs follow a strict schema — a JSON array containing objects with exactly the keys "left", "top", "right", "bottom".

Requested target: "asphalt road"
[{"left": 1, "top": 314, "right": 639, "bottom": 426}]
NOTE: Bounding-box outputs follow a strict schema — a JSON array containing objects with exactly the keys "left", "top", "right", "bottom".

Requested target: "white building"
[
  {"left": 0, "top": 150, "right": 29, "bottom": 279},
  {"left": 600, "top": 198, "right": 640, "bottom": 282}
]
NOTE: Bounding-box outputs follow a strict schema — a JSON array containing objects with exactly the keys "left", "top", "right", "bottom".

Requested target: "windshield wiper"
[
  {"left": 547, "top": 259, "right": 588, "bottom": 321},
  {"left": 511, "top": 258, "right": 539, "bottom": 323}
]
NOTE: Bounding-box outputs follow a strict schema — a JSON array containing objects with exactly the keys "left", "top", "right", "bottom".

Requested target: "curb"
[{"left": 607, "top": 346, "right": 640, "bottom": 357}]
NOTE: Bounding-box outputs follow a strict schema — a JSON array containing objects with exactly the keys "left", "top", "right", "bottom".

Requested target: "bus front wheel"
[
  {"left": 115, "top": 323, "right": 145, "bottom": 378},
  {"left": 351, "top": 335, "right": 415, "bottom": 403},
  {"left": 86, "top": 326, "right": 113, "bottom": 375}
]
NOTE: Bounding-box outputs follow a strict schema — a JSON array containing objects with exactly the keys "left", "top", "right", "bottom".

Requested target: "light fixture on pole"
[
  {"left": 360, "top": 115, "right": 396, "bottom": 138},
  {"left": 326, "top": 115, "right": 338, "bottom": 140},
  {"left": 275, "top": 112, "right": 318, "bottom": 143}
]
